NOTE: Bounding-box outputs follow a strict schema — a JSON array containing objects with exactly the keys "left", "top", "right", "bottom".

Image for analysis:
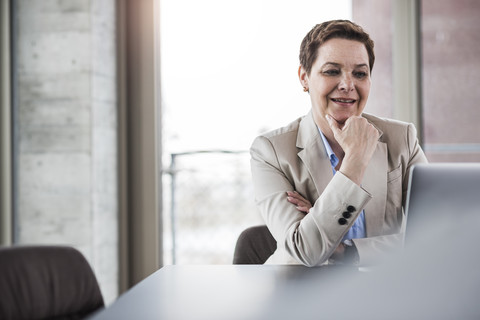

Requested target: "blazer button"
[
  {"left": 347, "top": 205, "right": 356, "bottom": 213},
  {"left": 342, "top": 211, "right": 352, "bottom": 219},
  {"left": 338, "top": 218, "right": 348, "bottom": 225}
]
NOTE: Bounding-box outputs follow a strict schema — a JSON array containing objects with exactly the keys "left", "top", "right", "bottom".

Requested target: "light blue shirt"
[{"left": 318, "top": 130, "right": 366, "bottom": 241}]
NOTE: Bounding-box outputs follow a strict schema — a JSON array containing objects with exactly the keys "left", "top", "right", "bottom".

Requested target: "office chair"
[
  {"left": 233, "top": 225, "right": 277, "bottom": 264},
  {"left": 0, "top": 245, "right": 104, "bottom": 320}
]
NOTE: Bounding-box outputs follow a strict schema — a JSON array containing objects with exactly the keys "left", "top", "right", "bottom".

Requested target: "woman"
[{"left": 250, "top": 20, "right": 427, "bottom": 267}]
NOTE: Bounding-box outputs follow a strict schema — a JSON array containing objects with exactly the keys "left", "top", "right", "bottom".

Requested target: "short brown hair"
[{"left": 299, "top": 20, "right": 375, "bottom": 75}]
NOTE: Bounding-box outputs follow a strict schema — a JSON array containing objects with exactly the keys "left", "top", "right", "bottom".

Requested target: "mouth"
[{"left": 331, "top": 98, "right": 357, "bottom": 104}]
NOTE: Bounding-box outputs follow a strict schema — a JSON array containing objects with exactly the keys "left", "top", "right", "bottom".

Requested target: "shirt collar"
[{"left": 318, "top": 128, "right": 339, "bottom": 169}]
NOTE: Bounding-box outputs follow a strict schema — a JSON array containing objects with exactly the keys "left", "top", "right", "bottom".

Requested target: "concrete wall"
[{"left": 14, "top": 0, "right": 118, "bottom": 303}]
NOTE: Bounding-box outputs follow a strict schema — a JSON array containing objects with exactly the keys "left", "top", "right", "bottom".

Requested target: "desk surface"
[
  {"left": 90, "top": 260, "right": 480, "bottom": 320},
  {"left": 89, "top": 265, "right": 358, "bottom": 320}
]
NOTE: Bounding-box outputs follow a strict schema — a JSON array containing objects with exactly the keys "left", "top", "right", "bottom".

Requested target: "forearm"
[{"left": 255, "top": 171, "right": 372, "bottom": 266}]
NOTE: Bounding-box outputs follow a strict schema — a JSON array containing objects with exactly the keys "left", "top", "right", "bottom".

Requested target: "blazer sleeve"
[{"left": 250, "top": 135, "right": 372, "bottom": 267}]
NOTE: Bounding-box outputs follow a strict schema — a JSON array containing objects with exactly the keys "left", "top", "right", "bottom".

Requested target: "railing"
[{"left": 162, "top": 150, "right": 263, "bottom": 265}]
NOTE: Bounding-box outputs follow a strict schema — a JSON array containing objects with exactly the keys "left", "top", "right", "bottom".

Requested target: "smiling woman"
[{"left": 250, "top": 19, "right": 428, "bottom": 267}]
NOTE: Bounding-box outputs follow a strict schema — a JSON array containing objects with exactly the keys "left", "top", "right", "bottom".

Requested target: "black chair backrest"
[
  {"left": 233, "top": 225, "right": 277, "bottom": 264},
  {"left": 0, "top": 245, "right": 104, "bottom": 320}
]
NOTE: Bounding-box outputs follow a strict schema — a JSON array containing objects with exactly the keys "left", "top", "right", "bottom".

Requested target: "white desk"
[
  {"left": 90, "top": 259, "right": 480, "bottom": 320},
  {"left": 89, "top": 265, "right": 358, "bottom": 320}
]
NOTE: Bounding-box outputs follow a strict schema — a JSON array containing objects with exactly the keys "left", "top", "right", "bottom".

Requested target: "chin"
[
  {"left": 333, "top": 111, "right": 361, "bottom": 124},
  {"left": 330, "top": 115, "right": 349, "bottom": 125}
]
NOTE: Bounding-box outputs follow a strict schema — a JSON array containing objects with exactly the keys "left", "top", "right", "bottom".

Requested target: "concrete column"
[
  {"left": 1, "top": 0, "right": 12, "bottom": 246},
  {"left": 14, "top": 0, "right": 118, "bottom": 303}
]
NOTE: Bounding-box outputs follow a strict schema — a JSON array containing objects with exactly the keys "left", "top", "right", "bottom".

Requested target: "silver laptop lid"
[{"left": 404, "top": 162, "right": 480, "bottom": 244}]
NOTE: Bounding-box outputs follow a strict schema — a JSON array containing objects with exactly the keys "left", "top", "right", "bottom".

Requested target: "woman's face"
[{"left": 299, "top": 38, "right": 371, "bottom": 131}]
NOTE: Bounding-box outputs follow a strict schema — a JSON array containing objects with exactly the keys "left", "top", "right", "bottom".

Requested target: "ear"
[{"left": 298, "top": 65, "right": 309, "bottom": 89}]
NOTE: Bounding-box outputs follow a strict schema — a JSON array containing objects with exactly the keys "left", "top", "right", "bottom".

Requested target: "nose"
[{"left": 338, "top": 74, "right": 355, "bottom": 92}]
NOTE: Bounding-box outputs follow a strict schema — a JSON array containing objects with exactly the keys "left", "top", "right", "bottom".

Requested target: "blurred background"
[{"left": 1, "top": 0, "right": 479, "bottom": 305}]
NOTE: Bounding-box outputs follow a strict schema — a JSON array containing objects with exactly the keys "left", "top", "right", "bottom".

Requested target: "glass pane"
[
  {"left": 352, "top": 0, "right": 393, "bottom": 119},
  {"left": 160, "top": 0, "right": 352, "bottom": 264},
  {"left": 421, "top": 0, "right": 480, "bottom": 162}
]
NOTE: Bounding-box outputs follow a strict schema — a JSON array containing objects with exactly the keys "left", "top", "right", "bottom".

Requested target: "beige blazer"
[{"left": 250, "top": 111, "right": 428, "bottom": 266}]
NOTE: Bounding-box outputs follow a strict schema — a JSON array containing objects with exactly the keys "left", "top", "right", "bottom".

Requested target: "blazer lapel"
[
  {"left": 296, "top": 112, "right": 333, "bottom": 198},
  {"left": 362, "top": 122, "right": 388, "bottom": 237}
]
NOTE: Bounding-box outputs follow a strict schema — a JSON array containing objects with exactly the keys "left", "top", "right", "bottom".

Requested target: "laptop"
[{"left": 404, "top": 162, "right": 480, "bottom": 245}]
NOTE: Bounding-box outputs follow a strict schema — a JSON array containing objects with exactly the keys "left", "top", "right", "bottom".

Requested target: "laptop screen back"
[{"left": 404, "top": 163, "right": 480, "bottom": 244}]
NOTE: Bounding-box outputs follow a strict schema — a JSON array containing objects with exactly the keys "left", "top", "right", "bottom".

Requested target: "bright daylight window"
[{"left": 160, "top": 0, "right": 352, "bottom": 264}]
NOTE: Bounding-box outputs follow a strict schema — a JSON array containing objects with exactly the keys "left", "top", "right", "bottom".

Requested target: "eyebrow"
[{"left": 322, "top": 62, "right": 369, "bottom": 69}]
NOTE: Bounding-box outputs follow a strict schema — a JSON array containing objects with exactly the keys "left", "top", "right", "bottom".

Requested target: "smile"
[{"left": 331, "top": 98, "right": 356, "bottom": 103}]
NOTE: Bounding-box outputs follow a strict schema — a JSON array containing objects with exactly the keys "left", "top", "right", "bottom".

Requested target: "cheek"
[
  {"left": 362, "top": 87, "right": 370, "bottom": 99},
  {"left": 317, "top": 80, "right": 337, "bottom": 97},
  {"left": 358, "top": 82, "right": 371, "bottom": 100}
]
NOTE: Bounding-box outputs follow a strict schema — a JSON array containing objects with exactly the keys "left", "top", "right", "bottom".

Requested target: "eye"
[
  {"left": 323, "top": 69, "right": 340, "bottom": 76},
  {"left": 354, "top": 71, "right": 368, "bottom": 78}
]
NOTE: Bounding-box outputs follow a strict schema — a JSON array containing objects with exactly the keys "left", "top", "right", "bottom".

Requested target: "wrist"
[{"left": 338, "top": 157, "right": 366, "bottom": 186}]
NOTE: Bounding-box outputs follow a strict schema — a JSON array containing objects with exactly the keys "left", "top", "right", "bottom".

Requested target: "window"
[
  {"left": 160, "top": 0, "right": 352, "bottom": 264},
  {"left": 421, "top": 0, "right": 480, "bottom": 162}
]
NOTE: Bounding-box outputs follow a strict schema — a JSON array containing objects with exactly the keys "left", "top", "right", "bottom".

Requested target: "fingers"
[
  {"left": 327, "top": 115, "right": 379, "bottom": 154},
  {"left": 286, "top": 191, "right": 307, "bottom": 203},
  {"left": 325, "top": 114, "right": 341, "bottom": 135},
  {"left": 286, "top": 191, "right": 312, "bottom": 214}
]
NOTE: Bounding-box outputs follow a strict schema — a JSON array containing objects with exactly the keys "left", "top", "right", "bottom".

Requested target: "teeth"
[{"left": 333, "top": 98, "right": 355, "bottom": 103}]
